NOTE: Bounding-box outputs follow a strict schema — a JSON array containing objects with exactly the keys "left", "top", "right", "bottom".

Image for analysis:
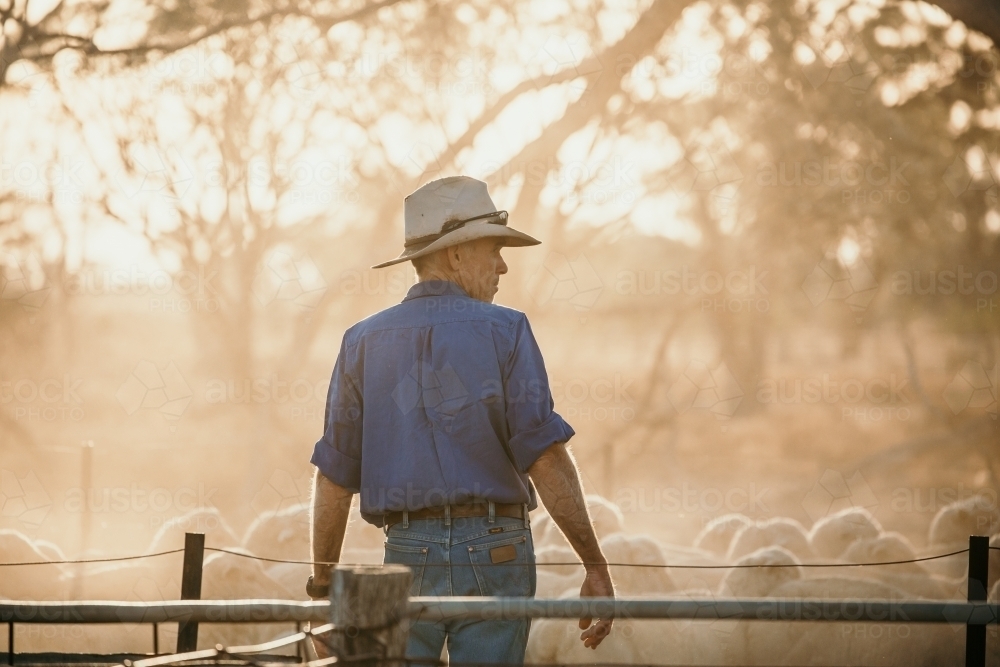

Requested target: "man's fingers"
[
  {"left": 578, "top": 616, "right": 592, "bottom": 630},
  {"left": 579, "top": 617, "right": 613, "bottom": 649}
]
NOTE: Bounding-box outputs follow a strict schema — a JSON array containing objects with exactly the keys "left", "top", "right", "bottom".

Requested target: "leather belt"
[{"left": 384, "top": 502, "right": 524, "bottom": 528}]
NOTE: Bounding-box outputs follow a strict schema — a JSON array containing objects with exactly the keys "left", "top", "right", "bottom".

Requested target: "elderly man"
[{"left": 308, "top": 176, "right": 614, "bottom": 664}]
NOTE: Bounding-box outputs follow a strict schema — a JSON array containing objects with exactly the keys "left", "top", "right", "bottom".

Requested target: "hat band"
[{"left": 403, "top": 210, "right": 508, "bottom": 248}]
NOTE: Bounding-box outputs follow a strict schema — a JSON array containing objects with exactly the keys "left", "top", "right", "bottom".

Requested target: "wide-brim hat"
[{"left": 372, "top": 176, "right": 540, "bottom": 269}]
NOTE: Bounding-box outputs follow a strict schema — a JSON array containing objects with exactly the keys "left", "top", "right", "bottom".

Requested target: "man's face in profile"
[{"left": 452, "top": 238, "right": 508, "bottom": 303}]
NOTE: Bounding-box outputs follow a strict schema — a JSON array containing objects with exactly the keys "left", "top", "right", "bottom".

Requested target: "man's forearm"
[
  {"left": 310, "top": 469, "right": 354, "bottom": 584},
  {"left": 527, "top": 442, "right": 607, "bottom": 571}
]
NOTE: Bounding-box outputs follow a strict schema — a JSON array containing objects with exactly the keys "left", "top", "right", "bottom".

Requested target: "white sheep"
[
  {"left": 694, "top": 514, "right": 752, "bottom": 557},
  {"left": 808, "top": 507, "right": 882, "bottom": 559},
  {"left": 719, "top": 546, "right": 803, "bottom": 598},
  {"left": 536, "top": 495, "right": 625, "bottom": 549},
  {"left": 842, "top": 532, "right": 921, "bottom": 573},
  {"left": 659, "top": 542, "right": 728, "bottom": 591},
  {"left": 243, "top": 503, "right": 310, "bottom": 561},
  {"left": 59, "top": 560, "right": 174, "bottom": 601},
  {"left": 147, "top": 507, "right": 242, "bottom": 553},
  {"left": 530, "top": 510, "right": 554, "bottom": 547},
  {"left": 587, "top": 494, "right": 626, "bottom": 537},
  {"left": 599, "top": 533, "right": 674, "bottom": 595},
  {"left": 534, "top": 532, "right": 675, "bottom": 599},
  {"left": 7, "top": 537, "right": 174, "bottom": 655},
  {"left": 535, "top": 545, "right": 582, "bottom": 579},
  {"left": 0, "top": 529, "right": 70, "bottom": 601},
  {"left": 727, "top": 518, "right": 813, "bottom": 563},
  {"left": 32, "top": 538, "right": 68, "bottom": 563},
  {"left": 929, "top": 496, "right": 1000, "bottom": 547},
  {"left": 525, "top": 616, "right": 641, "bottom": 664},
  {"left": 342, "top": 504, "right": 387, "bottom": 550},
  {"left": 729, "top": 576, "right": 961, "bottom": 666},
  {"left": 527, "top": 586, "right": 738, "bottom": 665},
  {"left": 534, "top": 569, "right": 578, "bottom": 598}
]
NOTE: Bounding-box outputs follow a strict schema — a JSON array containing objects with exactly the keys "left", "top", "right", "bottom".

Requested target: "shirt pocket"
[
  {"left": 466, "top": 532, "right": 534, "bottom": 598},
  {"left": 383, "top": 541, "right": 429, "bottom": 597}
]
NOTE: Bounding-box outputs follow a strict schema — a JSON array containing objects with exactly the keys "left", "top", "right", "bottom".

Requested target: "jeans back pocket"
[
  {"left": 383, "top": 541, "right": 429, "bottom": 596},
  {"left": 467, "top": 533, "right": 534, "bottom": 597}
]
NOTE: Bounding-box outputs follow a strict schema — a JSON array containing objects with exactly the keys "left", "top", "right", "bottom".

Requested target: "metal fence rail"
[{"left": 2, "top": 598, "right": 998, "bottom": 625}]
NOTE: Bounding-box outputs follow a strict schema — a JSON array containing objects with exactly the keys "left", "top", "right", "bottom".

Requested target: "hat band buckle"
[{"left": 403, "top": 210, "right": 508, "bottom": 248}]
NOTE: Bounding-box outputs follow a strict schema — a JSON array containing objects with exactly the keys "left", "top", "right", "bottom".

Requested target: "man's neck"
[{"left": 416, "top": 274, "right": 490, "bottom": 303}]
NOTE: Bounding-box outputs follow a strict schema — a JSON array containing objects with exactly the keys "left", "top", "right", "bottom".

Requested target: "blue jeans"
[{"left": 382, "top": 511, "right": 536, "bottom": 665}]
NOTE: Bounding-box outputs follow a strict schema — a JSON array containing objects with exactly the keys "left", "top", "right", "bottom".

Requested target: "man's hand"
[
  {"left": 309, "top": 624, "right": 334, "bottom": 660},
  {"left": 579, "top": 565, "right": 615, "bottom": 649},
  {"left": 528, "top": 442, "right": 615, "bottom": 649}
]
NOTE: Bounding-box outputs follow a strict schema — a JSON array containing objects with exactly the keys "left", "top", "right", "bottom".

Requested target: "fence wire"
[{"left": 2, "top": 546, "right": 994, "bottom": 569}]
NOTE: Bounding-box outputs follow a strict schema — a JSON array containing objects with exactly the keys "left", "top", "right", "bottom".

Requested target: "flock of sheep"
[
  {"left": 1, "top": 494, "right": 998, "bottom": 664},
  {"left": 527, "top": 495, "right": 1000, "bottom": 665}
]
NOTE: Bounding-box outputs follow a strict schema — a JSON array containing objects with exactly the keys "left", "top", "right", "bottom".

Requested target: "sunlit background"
[{"left": 1, "top": 0, "right": 999, "bottom": 660}]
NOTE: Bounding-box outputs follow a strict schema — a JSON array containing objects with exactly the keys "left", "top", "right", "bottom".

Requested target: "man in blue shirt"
[{"left": 308, "top": 176, "right": 614, "bottom": 663}]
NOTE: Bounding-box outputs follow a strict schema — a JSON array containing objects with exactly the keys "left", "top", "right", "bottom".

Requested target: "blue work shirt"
[{"left": 311, "top": 280, "right": 575, "bottom": 527}]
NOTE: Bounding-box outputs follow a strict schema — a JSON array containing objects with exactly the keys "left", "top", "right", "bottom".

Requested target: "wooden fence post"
[
  {"left": 965, "top": 535, "right": 988, "bottom": 667},
  {"left": 325, "top": 565, "right": 412, "bottom": 666},
  {"left": 176, "top": 532, "right": 205, "bottom": 653}
]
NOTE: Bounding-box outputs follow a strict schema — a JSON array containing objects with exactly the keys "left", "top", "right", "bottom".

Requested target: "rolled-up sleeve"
[
  {"left": 311, "top": 335, "right": 363, "bottom": 491},
  {"left": 504, "top": 316, "right": 575, "bottom": 472}
]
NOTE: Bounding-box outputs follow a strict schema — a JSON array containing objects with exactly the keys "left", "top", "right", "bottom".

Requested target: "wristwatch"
[{"left": 306, "top": 575, "right": 330, "bottom": 599}]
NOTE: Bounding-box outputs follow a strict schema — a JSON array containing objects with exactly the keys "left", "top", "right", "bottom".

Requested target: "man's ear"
[{"left": 445, "top": 244, "right": 463, "bottom": 271}]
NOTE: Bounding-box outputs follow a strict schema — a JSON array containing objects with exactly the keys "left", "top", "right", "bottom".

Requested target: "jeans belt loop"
[
  {"left": 522, "top": 503, "right": 529, "bottom": 529},
  {"left": 488, "top": 500, "right": 495, "bottom": 524},
  {"left": 444, "top": 504, "right": 451, "bottom": 527},
  {"left": 402, "top": 510, "right": 409, "bottom": 529}
]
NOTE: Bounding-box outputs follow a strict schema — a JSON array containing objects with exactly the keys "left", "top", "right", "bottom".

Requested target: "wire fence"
[
  {"left": 1, "top": 540, "right": 996, "bottom": 667},
  {"left": 0, "top": 545, "right": 991, "bottom": 569}
]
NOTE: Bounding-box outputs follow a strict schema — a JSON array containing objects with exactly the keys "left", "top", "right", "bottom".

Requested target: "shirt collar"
[{"left": 402, "top": 280, "right": 471, "bottom": 302}]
